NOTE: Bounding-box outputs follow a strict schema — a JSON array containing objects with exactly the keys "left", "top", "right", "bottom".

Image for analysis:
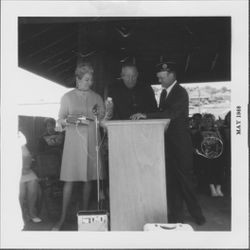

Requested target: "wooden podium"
[{"left": 103, "top": 119, "right": 170, "bottom": 231}]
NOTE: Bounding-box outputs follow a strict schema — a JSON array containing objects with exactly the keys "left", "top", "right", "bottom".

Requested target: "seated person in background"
[
  {"left": 107, "top": 63, "right": 158, "bottom": 120},
  {"left": 219, "top": 111, "right": 231, "bottom": 195},
  {"left": 19, "top": 131, "right": 42, "bottom": 224},
  {"left": 38, "top": 118, "right": 64, "bottom": 155},
  {"left": 193, "top": 113, "right": 225, "bottom": 197},
  {"left": 37, "top": 118, "right": 64, "bottom": 180},
  {"left": 190, "top": 113, "right": 202, "bottom": 136}
]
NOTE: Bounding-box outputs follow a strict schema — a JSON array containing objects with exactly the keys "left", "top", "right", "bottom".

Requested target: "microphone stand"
[{"left": 94, "top": 113, "right": 100, "bottom": 210}]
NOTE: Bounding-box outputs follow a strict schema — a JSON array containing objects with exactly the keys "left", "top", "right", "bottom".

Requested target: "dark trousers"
[{"left": 166, "top": 146, "right": 204, "bottom": 223}]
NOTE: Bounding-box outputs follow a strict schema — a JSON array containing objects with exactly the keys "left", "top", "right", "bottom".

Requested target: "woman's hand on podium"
[{"left": 130, "top": 113, "right": 147, "bottom": 120}]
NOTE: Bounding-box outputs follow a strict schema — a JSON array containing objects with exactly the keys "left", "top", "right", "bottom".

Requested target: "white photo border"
[{"left": 1, "top": 0, "right": 249, "bottom": 248}]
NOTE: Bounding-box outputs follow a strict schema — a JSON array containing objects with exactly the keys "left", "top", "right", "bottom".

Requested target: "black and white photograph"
[{"left": 1, "top": 0, "right": 248, "bottom": 248}]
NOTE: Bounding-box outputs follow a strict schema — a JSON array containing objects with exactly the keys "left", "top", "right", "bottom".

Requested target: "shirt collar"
[{"left": 163, "top": 80, "right": 177, "bottom": 97}]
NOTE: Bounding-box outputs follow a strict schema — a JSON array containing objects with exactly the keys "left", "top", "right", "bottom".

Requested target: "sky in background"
[
  {"left": 17, "top": 69, "right": 73, "bottom": 104},
  {"left": 17, "top": 69, "right": 73, "bottom": 118}
]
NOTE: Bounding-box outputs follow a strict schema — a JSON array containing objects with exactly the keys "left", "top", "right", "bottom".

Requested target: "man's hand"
[{"left": 130, "top": 113, "right": 147, "bottom": 120}]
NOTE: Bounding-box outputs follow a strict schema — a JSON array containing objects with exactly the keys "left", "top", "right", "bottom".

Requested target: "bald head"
[{"left": 121, "top": 65, "right": 138, "bottom": 89}]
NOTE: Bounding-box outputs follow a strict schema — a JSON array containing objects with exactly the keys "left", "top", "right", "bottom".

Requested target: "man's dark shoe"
[{"left": 194, "top": 215, "right": 206, "bottom": 226}]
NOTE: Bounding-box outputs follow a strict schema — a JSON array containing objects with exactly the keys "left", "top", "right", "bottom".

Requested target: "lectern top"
[{"left": 102, "top": 119, "right": 170, "bottom": 128}]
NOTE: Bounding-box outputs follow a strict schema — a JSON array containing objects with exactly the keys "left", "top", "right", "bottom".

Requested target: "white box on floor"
[
  {"left": 144, "top": 223, "right": 194, "bottom": 231},
  {"left": 77, "top": 210, "right": 108, "bottom": 231}
]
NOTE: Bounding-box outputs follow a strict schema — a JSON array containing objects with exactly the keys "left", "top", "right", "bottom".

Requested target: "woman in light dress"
[{"left": 53, "top": 62, "right": 105, "bottom": 230}]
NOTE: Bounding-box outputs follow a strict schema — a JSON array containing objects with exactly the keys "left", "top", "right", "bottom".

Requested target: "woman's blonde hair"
[{"left": 75, "top": 62, "right": 94, "bottom": 79}]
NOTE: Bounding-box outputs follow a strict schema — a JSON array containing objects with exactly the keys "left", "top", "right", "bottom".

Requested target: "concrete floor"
[
  {"left": 184, "top": 193, "right": 231, "bottom": 231},
  {"left": 23, "top": 189, "right": 231, "bottom": 232}
]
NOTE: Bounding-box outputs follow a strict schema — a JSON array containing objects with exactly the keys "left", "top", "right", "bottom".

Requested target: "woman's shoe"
[
  {"left": 216, "top": 185, "right": 224, "bottom": 197},
  {"left": 194, "top": 215, "right": 206, "bottom": 226},
  {"left": 31, "top": 217, "right": 42, "bottom": 223},
  {"left": 209, "top": 184, "right": 219, "bottom": 197},
  {"left": 217, "top": 191, "right": 224, "bottom": 197},
  {"left": 51, "top": 222, "right": 63, "bottom": 231},
  {"left": 211, "top": 192, "right": 219, "bottom": 197}
]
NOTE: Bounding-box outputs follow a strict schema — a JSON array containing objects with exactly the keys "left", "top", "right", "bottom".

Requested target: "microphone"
[
  {"left": 92, "top": 104, "right": 99, "bottom": 115},
  {"left": 104, "top": 97, "right": 113, "bottom": 120}
]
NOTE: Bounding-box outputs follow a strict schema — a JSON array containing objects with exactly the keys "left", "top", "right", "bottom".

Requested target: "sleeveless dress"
[{"left": 58, "top": 88, "right": 105, "bottom": 182}]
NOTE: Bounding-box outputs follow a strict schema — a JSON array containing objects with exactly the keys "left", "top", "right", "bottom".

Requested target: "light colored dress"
[
  {"left": 18, "top": 132, "right": 38, "bottom": 183},
  {"left": 20, "top": 143, "right": 38, "bottom": 183},
  {"left": 58, "top": 88, "right": 105, "bottom": 182}
]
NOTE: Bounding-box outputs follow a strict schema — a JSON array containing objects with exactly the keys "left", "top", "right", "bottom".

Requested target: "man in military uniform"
[{"left": 132, "top": 62, "right": 206, "bottom": 225}]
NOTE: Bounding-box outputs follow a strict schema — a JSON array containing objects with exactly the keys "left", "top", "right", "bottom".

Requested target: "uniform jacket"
[{"left": 147, "top": 83, "right": 193, "bottom": 170}]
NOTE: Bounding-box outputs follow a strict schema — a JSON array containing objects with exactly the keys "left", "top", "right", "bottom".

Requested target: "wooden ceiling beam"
[
  {"left": 26, "top": 32, "right": 77, "bottom": 58},
  {"left": 47, "top": 56, "right": 76, "bottom": 72},
  {"left": 54, "top": 65, "right": 75, "bottom": 77},
  {"left": 37, "top": 44, "right": 77, "bottom": 65},
  {"left": 20, "top": 26, "right": 55, "bottom": 44}
]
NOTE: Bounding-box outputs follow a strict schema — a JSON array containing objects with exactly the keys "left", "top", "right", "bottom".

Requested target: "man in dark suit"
[
  {"left": 131, "top": 62, "right": 206, "bottom": 225},
  {"left": 107, "top": 63, "right": 157, "bottom": 120}
]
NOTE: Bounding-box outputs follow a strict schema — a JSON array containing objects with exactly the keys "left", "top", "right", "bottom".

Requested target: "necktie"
[{"left": 159, "top": 89, "right": 167, "bottom": 111}]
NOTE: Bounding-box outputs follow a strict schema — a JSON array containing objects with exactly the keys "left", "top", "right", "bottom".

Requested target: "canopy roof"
[{"left": 18, "top": 17, "right": 231, "bottom": 88}]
